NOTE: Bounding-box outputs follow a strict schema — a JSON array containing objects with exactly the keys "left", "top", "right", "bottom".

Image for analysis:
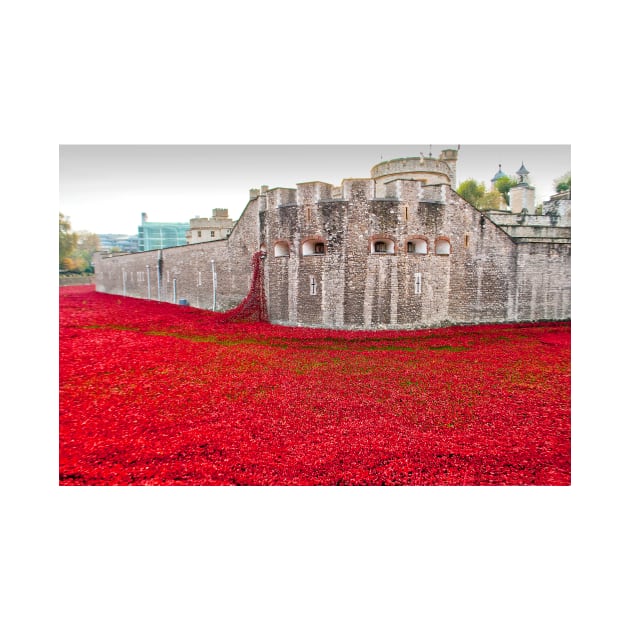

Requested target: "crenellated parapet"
[{"left": 296, "top": 181, "right": 334, "bottom": 205}]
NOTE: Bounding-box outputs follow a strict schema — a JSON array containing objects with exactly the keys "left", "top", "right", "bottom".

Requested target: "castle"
[{"left": 93, "top": 149, "right": 571, "bottom": 330}]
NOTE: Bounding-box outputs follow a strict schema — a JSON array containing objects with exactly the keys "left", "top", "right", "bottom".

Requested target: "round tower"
[{"left": 370, "top": 148, "right": 458, "bottom": 197}]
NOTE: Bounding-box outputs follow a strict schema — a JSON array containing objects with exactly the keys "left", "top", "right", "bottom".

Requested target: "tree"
[
  {"left": 75, "top": 231, "right": 101, "bottom": 273},
  {"left": 493, "top": 175, "right": 519, "bottom": 206},
  {"left": 59, "top": 213, "right": 77, "bottom": 269},
  {"left": 59, "top": 214, "right": 100, "bottom": 273},
  {"left": 456, "top": 179, "right": 486, "bottom": 208},
  {"left": 479, "top": 189, "right": 504, "bottom": 210},
  {"left": 554, "top": 171, "right": 571, "bottom": 193}
]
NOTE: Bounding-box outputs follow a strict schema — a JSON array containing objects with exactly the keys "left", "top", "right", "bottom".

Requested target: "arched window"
[
  {"left": 302, "top": 239, "right": 326, "bottom": 256},
  {"left": 274, "top": 241, "right": 290, "bottom": 257},
  {"left": 406, "top": 238, "right": 428, "bottom": 254},
  {"left": 370, "top": 237, "right": 395, "bottom": 254},
  {"left": 435, "top": 238, "right": 451, "bottom": 255}
]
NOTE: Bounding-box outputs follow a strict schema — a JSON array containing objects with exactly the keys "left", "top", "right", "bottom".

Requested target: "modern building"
[
  {"left": 98, "top": 234, "right": 139, "bottom": 253},
  {"left": 138, "top": 213, "right": 189, "bottom": 251}
]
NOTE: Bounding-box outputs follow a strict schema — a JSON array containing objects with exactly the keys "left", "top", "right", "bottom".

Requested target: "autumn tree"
[
  {"left": 59, "top": 213, "right": 77, "bottom": 269},
  {"left": 59, "top": 214, "right": 100, "bottom": 273}
]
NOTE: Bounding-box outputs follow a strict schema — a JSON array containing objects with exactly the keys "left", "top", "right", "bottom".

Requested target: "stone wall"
[
  {"left": 59, "top": 275, "right": 95, "bottom": 286},
  {"left": 94, "top": 197, "right": 261, "bottom": 310},
  {"left": 93, "top": 175, "right": 570, "bottom": 330}
]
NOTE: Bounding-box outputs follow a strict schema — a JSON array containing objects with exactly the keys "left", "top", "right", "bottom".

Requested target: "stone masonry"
[{"left": 93, "top": 150, "right": 571, "bottom": 329}]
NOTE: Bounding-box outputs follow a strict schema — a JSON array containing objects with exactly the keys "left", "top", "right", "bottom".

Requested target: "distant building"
[
  {"left": 186, "top": 208, "right": 235, "bottom": 244},
  {"left": 138, "top": 213, "right": 189, "bottom": 251},
  {"left": 98, "top": 234, "right": 139, "bottom": 253}
]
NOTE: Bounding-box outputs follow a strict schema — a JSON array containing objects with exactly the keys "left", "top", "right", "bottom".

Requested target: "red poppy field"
[{"left": 59, "top": 285, "right": 570, "bottom": 485}]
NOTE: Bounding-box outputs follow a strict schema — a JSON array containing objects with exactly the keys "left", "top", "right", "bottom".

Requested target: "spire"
[{"left": 516, "top": 162, "right": 530, "bottom": 184}]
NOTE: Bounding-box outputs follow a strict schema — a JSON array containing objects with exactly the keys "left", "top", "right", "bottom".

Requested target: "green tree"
[
  {"left": 554, "top": 171, "right": 571, "bottom": 193},
  {"left": 456, "top": 179, "right": 486, "bottom": 207},
  {"left": 493, "top": 175, "right": 519, "bottom": 205},
  {"left": 59, "top": 213, "right": 78, "bottom": 270},
  {"left": 479, "top": 189, "right": 504, "bottom": 210}
]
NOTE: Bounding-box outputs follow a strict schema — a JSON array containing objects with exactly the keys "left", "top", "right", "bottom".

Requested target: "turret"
[{"left": 510, "top": 162, "right": 535, "bottom": 214}]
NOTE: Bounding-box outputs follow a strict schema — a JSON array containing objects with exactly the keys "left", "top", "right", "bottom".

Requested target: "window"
[
  {"left": 197, "top": 230, "right": 202, "bottom": 237},
  {"left": 370, "top": 238, "right": 395, "bottom": 254},
  {"left": 435, "top": 238, "right": 451, "bottom": 255},
  {"left": 407, "top": 239, "right": 428, "bottom": 254},
  {"left": 309, "top": 275, "right": 317, "bottom": 295},
  {"left": 464, "top": 234, "right": 470, "bottom": 247},
  {"left": 302, "top": 240, "right": 326, "bottom": 256},
  {"left": 274, "top": 241, "right": 290, "bottom": 257},
  {"left": 210, "top": 231, "right": 215, "bottom": 237},
  {"left": 414, "top": 272, "right": 422, "bottom": 295}
]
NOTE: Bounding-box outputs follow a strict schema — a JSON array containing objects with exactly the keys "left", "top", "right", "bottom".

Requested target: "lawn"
[{"left": 59, "top": 285, "right": 570, "bottom": 485}]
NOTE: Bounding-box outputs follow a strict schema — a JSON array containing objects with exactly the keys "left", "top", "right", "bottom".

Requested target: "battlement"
[
  {"left": 296, "top": 181, "right": 334, "bottom": 205},
  {"left": 262, "top": 178, "right": 452, "bottom": 212}
]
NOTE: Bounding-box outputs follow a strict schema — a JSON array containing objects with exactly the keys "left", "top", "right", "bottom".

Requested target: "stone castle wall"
[
  {"left": 94, "top": 196, "right": 260, "bottom": 310},
  {"left": 93, "top": 166, "right": 570, "bottom": 330}
]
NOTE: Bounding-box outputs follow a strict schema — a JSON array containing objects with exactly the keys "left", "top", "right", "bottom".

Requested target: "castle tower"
[
  {"left": 509, "top": 162, "right": 535, "bottom": 214},
  {"left": 439, "top": 148, "right": 459, "bottom": 188},
  {"left": 370, "top": 147, "right": 458, "bottom": 198}
]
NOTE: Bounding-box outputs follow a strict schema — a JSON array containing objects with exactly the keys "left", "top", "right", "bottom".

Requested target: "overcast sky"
[{"left": 59, "top": 144, "right": 571, "bottom": 235}]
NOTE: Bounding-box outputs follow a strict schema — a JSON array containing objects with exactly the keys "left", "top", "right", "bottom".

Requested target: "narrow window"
[
  {"left": 464, "top": 234, "right": 469, "bottom": 247},
  {"left": 309, "top": 276, "right": 317, "bottom": 295},
  {"left": 198, "top": 271, "right": 202, "bottom": 286},
  {"left": 407, "top": 241, "right": 414, "bottom": 253},
  {"left": 403, "top": 205, "right": 409, "bottom": 221},
  {"left": 305, "top": 207, "right": 311, "bottom": 222},
  {"left": 197, "top": 230, "right": 202, "bottom": 237},
  {"left": 414, "top": 272, "right": 422, "bottom": 295}
]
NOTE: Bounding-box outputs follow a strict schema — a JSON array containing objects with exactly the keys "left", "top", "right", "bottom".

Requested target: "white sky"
[{"left": 59, "top": 144, "right": 570, "bottom": 235}]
